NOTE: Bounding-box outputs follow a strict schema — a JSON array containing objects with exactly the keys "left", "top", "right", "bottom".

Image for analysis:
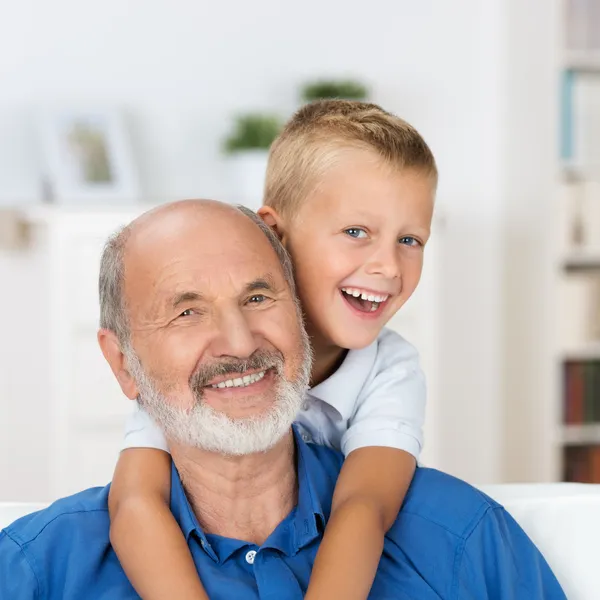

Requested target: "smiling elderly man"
[{"left": 0, "top": 200, "right": 565, "bottom": 599}]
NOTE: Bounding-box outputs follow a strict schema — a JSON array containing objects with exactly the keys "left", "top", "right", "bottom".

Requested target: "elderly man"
[{"left": 0, "top": 200, "right": 564, "bottom": 599}]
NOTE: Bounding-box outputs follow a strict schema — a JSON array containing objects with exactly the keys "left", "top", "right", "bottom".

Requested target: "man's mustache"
[{"left": 189, "top": 349, "right": 285, "bottom": 392}]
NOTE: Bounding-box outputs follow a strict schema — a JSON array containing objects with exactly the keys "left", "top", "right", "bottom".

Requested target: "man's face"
[{"left": 121, "top": 205, "right": 309, "bottom": 453}]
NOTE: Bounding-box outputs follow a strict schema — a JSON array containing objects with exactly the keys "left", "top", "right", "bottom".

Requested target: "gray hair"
[
  {"left": 99, "top": 224, "right": 132, "bottom": 345},
  {"left": 235, "top": 205, "right": 296, "bottom": 297},
  {"left": 98, "top": 204, "right": 296, "bottom": 343}
]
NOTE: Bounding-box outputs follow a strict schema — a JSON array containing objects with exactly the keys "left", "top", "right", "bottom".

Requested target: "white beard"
[{"left": 125, "top": 342, "right": 311, "bottom": 456}]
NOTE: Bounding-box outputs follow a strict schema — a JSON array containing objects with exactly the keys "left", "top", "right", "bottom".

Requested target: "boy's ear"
[
  {"left": 257, "top": 206, "right": 288, "bottom": 244},
  {"left": 97, "top": 329, "right": 139, "bottom": 400}
]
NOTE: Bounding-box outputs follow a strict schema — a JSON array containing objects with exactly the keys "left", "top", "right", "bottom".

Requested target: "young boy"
[{"left": 109, "top": 99, "right": 437, "bottom": 599}]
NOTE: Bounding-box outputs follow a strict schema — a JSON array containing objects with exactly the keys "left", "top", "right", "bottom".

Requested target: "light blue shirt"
[{"left": 0, "top": 427, "right": 566, "bottom": 599}]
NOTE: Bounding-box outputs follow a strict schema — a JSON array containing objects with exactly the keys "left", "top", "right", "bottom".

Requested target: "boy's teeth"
[
  {"left": 211, "top": 370, "right": 266, "bottom": 389},
  {"left": 341, "top": 288, "right": 389, "bottom": 303}
]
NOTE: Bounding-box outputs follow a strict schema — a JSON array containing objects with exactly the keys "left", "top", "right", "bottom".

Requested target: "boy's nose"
[{"left": 365, "top": 246, "right": 401, "bottom": 279}]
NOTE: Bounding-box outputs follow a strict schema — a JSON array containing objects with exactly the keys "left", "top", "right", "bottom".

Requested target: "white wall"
[
  {"left": 501, "top": 0, "right": 560, "bottom": 482},
  {"left": 0, "top": 0, "right": 556, "bottom": 485}
]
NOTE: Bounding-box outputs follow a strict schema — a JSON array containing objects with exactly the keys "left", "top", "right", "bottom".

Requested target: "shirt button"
[
  {"left": 302, "top": 401, "right": 310, "bottom": 411},
  {"left": 245, "top": 550, "right": 257, "bottom": 565}
]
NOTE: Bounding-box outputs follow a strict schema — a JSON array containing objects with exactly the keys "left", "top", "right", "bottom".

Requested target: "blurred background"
[{"left": 1, "top": 0, "right": 599, "bottom": 502}]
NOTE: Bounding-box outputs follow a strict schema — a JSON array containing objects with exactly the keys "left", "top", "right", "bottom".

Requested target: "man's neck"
[{"left": 169, "top": 432, "right": 297, "bottom": 545}]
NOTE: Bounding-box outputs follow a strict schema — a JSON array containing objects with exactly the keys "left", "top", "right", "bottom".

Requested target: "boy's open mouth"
[{"left": 340, "top": 287, "right": 390, "bottom": 313}]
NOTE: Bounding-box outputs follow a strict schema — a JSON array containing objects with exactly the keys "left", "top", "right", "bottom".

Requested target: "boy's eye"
[
  {"left": 399, "top": 236, "right": 422, "bottom": 247},
  {"left": 344, "top": 228, "right": 368, "bottom": 239}
]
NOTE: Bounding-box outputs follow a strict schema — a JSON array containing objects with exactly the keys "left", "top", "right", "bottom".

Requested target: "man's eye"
[
  {"left": 344, "top": 228, "right": 368, "bottom": 239},
  {"left": 399, "top": 236, "right": 422, "bottom": 247},
  {"left": 248, "top": 294, "right": 267, "bottom": 304},
  {"left": 180, "top": 308, "right": 194, "bottom": 317}
]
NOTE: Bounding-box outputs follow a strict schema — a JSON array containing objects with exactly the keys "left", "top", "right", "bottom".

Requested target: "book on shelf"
[
  {"left": 565, "top": 0, "right": 600, "bottom": 52},
  {"left": 564, "top": 445, "right": 600, "bottom": 482},
  {"left": 562, "top": 73, "right": 600, "bottom": 168},
  {"left": 560, "top": 274, "right": 600, "bottom": 345},
  {"left": 563, "top": 360, "right": 600, "bottom": 424}
]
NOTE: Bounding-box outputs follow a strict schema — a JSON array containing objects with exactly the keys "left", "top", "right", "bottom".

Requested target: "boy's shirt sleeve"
[
  {"left": 454, "top": 506, "right": 567, "bottom": 599},
  {"left": 122, "top": 402, "right": 169, "bottom": 452},
  {"left": 341, "top": 329, "right": 425, "bottom": 459}
]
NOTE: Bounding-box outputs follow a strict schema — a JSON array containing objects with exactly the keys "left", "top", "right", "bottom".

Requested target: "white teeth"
[
  {"left": 210, "top": 370, "right": 267, "bottom": 389},
  {"left": 341, "top": 288, "right": 389, "bottom": 303}
]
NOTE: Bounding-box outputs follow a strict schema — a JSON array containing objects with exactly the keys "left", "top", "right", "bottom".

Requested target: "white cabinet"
[
  {"left": 0, "top": 208, "right": 142, "bottom": 501},
  {"left": 0, "top": 207, "right": 442, "bottom": 501}
]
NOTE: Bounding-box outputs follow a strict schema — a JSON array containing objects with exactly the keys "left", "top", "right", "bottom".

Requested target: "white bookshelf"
[
  {"left": 564, "top": 51, "right": 600, "bottom": 73},
  {"left": 556, "top": 0, "right": 600, "bottom": 482},
  {"left": 563, "top": 342, "right": 600, "bottom": 361},
  {"left": 562, "top": 424, "right": 600, "bottom": 445},
  {"left": 563, "top": 250, "right": 600, "bottom": 271}
]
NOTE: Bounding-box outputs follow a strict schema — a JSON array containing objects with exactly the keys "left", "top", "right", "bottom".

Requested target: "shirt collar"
[
  {"left": 288, "top": 425, "right": 328, "bottom": 547},
  {"left": 308, "top": 339, "right": 378, "bottom": 419},
  {"left": 169, "top": 464, "right": 220, "bottom": 562},
  {"left": 169, "top": 426, "right": 329, "bottom": 563}
]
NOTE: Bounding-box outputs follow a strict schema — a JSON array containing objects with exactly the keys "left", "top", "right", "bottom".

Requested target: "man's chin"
[
  {"left": 201, "top": 398, "right": 279, "bottom": 422},
  {"left": 162, "top": 398, "right": 297, "bottom": 456}
]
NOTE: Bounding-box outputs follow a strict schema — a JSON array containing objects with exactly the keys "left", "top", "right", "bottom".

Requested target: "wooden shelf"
[
  {"left": 562, "top": 343, "right": 600, "bottom": 361},
  {"left": 565, "top": 51, "right": 600, "bottom": 73},
  {"left": 563, "top": 424, "right": 600, "bottom": 445},
  {"left": 563, "top": 249, "right": 600, "bottom": 271}
]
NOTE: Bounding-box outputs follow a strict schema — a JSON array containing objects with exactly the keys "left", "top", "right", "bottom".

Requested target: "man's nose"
[
  {"left": 210, "top": 308, "right": 259, "bottom": 359},
  {"left": 364, "top": 243, "right": 401, "bottom": 279}
]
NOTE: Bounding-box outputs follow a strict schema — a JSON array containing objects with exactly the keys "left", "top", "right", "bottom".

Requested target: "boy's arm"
[
  {"left": 454, "top": 505, "right": 567, "bottom": 599},
  {"left": 109, "top": 448, "right": 209, "bottom": 600},
  {"left": 306, "top": 331, "right": 425, "bottom": 599},
  {"left": 305, "top": 447, "right": 415, "bottom": 600}
]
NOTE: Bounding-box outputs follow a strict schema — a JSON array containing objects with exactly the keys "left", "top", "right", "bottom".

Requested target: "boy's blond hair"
[{"left": 264, "top": 99, "right": 438, "bottom": 218}]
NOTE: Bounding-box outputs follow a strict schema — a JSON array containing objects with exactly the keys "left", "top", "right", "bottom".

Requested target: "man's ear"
[
  {"left": 97, "top": 329, "right": 139, "bottom": 400},
  {"left": 257, "top": 206, "right": 288, "bottom": 245}
]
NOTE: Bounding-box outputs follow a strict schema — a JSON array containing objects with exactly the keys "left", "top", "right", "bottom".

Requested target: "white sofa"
[
  {"left": 480, "top": 483, "right": 600, "bottom": 599},
  {"left": 2, "top": 484, "right": 600, "bottom": 599}
]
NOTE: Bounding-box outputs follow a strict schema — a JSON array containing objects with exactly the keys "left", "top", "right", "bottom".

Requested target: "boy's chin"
[{"left": 329, "top": 327, "right": 380, "bottom": 351}]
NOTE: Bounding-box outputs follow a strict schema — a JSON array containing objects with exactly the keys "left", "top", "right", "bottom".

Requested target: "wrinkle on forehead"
[{"left": 120, "top": 200, "right": 288, "bottom": 323}]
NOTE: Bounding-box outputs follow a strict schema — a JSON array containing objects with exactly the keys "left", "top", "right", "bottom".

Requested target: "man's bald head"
[{"left": 99, "top": 199, "right": 295, "bottom": 346}]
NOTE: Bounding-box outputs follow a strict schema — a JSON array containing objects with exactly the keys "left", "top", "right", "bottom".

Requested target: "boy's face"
[{"left": 281, "top": 150, "right": 434, "bottom": 351}]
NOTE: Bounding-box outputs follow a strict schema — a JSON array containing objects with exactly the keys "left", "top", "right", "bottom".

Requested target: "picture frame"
[{"left": 38, "top": 108, "right": 140, "bottom": 205}]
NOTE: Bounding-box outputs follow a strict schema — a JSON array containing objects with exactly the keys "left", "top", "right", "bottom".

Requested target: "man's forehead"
[
  {"left": 126, "top": 237, "right": 287, "bottom": 316},
  {"left": 160, "top": 261, "right": 285, "bottom": 297},
  {"left": 124, "top": 204, "right": 285, "bottom": 292}
]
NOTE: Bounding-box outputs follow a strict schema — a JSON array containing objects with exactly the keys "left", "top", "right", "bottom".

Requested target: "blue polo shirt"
[{"left": 0, "top": 428, "right": 565, "bottom": 599}]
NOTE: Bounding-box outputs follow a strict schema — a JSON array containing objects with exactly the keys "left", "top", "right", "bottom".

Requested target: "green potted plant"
[
  {"left": 223, "top": 114, "right": 281, "bottom": 210},
  {"left": 300, "top": 79, "right": 369, "bottom": 103}
]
